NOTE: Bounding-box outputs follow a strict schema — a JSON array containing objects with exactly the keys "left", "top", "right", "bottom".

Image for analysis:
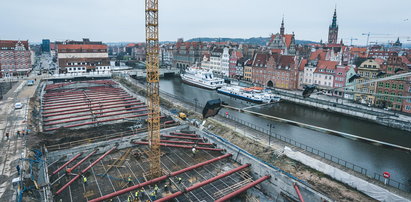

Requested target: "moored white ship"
[
  {"left": 217, "top": 85, "right": 280, "bottom": 103},
  {"left": 180, "top": 67, "right": 225, "bottom": 90}
]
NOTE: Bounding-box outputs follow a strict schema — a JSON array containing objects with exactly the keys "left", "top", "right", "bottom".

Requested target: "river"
[{"left": 157, "top": 76, "right": 411, "bottom": 189}]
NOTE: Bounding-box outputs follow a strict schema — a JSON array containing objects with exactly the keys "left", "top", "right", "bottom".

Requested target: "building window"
[
  {"left": 378, "top": 82, "right": 383, "bottom": 87},
  {"left": 385, "top": 83, "right": 390, "bottom": 88},
  {"left": 392, "top": 83, "right": 397, "bottom": 89},
  {"left": 399, "top": 84, "right": 404, "bottom": 90}
]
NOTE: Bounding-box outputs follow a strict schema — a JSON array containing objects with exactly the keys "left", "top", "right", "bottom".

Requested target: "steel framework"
[{"left": 145, "top": 0, "right": 161, "bottom": 179}]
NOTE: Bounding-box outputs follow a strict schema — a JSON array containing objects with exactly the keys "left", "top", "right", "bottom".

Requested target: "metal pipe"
[
  {"left": 161, "top": 135, "right": 203, "bottom": 141},
  {"left": 42, "top": 101, "right": 143, "bottom": 115},
  {"left": 134, "top": 141, "right": 224, "bottom": 151},
  {"left": 44, "top": 96, "right": 132, "bottom": 107},
  {"left": 45, "top": 90, "right": 125, "bottom": 99},
  {"left": 169, "top": 132, "right": 198, "bottom": 137},
  {"left": 44, "top": 93, "right": 129, "bottom": 103},
  {"left": 159, "top": 139, "right": 213, "bottom": 146},
  {"left": 215, "top": 175, "right": 271, "bottom": 202},
  {"left": 155, "top": 163, "right": 250, "bottom": 202},
  {"left": 65, "top": 150, "right": 97, "bottom": 174},
  {"left": 293, "top": 183, "right": 305, "bottom": 202},
  {"left": 55, "top": 146, "right": 117, "bottom": 195},
  {"left": 44, "top": 110, "right": 148, "bottom": 126},
  {"left": 45, "top": 113, "right": 150, "bottom": 131},
  {"left": 44, "top": 107, "right": 147, "bottom": 122},
  {"left": 88, "top": 153, "right": 232, "bottom": 202},
  {"left": 43, "top": 98, "right": 136, "bottom": 110},
  {"left": 51, "top": 152, "right": 83, "bottom": 176}
]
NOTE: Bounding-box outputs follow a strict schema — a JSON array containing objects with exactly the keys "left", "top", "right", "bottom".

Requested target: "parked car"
[
  {"left": 27, "top": 80, "right": 35, "bottom": 86},
  {"left": 15, "top": 102, "right": 23, "bottom": 109}
]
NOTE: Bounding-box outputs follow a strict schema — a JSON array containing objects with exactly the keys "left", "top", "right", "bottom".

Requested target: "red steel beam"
[
  {"left": 45, "top": 90, "right": 125, "bottom": 98},
  {"left": 43, "top": 103, "right": 145, "bottom": 118},
  {"left": 44, "top": 106, "right": 147, "bottom": 122},
  {"left": 44, "top": 92, "right": 128, "bottom": 102},
  {"left": 44, "top": 110, "right": 148, "bottom": 126},
  {"left": 45, "top": 113, "right": 150, "bottom": 131},
  {"left": 88, "top": 153, "right": 232, "bottom": 202},
  {"left": 44, "top": 93, "right": 130, "bottom": 103},
  {"left": 51, "top": 152, "right": 83, "bottom": 176},
  {"left": 215, "top": 175, "right": 271, "bottom": 202},
  {"left": 134, "top": 141, "right": 224, "bottom": 151},
  {"left": 43, "top": 98, "right": 136, "bottom": 110},
  {"left": 42, "top": 101, "right": 142, "bottom": 115},
  {"left": 293, "top": 183, "right": 305, "bottom": 202},
  {"left": 170, "top": 132, "right": 198, "bottom": 137},
  {"left": 65, "top": 149, "right": 98, "bottom": 174},
  {"left": 43, "top": 96, "right": 133, "bottom": 108},
  {"left": 155, "top": 164, "right": 251, "bottom": 202},
  {"left": 161, "top": 135, "right": 203, "bottom": 141},
  {"left": 55, "top": 146, "right": 117, "bottom": 195},
  {"left": 45, "top": 86, "right": 122, "bottom": 95},
  {"left": 159, "top": 139, "right": 213, "bottom": 146}
]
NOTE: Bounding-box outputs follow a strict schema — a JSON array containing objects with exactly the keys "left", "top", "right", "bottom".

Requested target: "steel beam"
[
  {"left": 161, "top": 135, "right": 203, "bottom": 141},
  {"left": 65, "top": 150, "right": 98, "bottom": 174},
  {"left": 44, "top": 106, "right": 147, "bottom": 122},
  {"left": 42, "top": 101, "right": 143, "bottom": 115},
  {"left": 159, "top": 139, "right": 213, "bottom": 146},
  {"left": 43, "top": 98, "right": 136, "bottom": 110},
  {"left": 45, "top": 113, "right": 150, "bottom": 131},
  {"left": 170, "top": 132, "right": 198, "bottom": 137},
  {"left": 88, "top": 153, "right": 232, "bottom": 202},
  {"left": 51, "top": 152, "right": 83, "bottom": 176},
  {"left": 134, "top": 141, "right": 224, "bottom": 151},
  {"left": 55, "top": 146, "right": 117, "bottom": 195},
  {"left": 215, "top": 175, "right": 271, "bottom": 202},
  {"left": 293, "top": 183, "right": 305, "bottom": 202},
  {"left": 44, "top": 95, "right": 132, "bottom": 107},
  {"left": 44, "top": 110, "right": 148, "bottom": 126},
  {"left": 155, "top": 164, "right": 250, "bottom": 202}
]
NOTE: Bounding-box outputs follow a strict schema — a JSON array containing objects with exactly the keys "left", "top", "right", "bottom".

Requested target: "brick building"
[
  {"left": 0, "top": 40, "right": 32, "bottom": 77},
  {"left": 375, "top": 55, "right": 409, "bottom": 111},
  {"left": 56, "top": 39, "right": 110, "bottom": 73},
  {"left": 354, "top": 59, "right": 383, "bottom": 105},
  {"left": 173, "top": 38, "right": 207, "bottom": 69}
]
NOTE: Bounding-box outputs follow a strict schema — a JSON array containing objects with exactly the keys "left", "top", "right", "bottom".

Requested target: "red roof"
[
  {"left": 314, "top": 60, "right": 338, "bottom": 74},
  {"left": 0, "top": 40, "right": 29, "bottom": 50},
  {"left": 374, "top": 58, "right": 385, "bottom": 65},
  {"left": 57, "top": 44, "right": 107, "bottom": 50},
  {"left": 252, "top": 53, "right": 269, "bottom": 67},
  {"left": 309, "top": 49, "right": 327, "bottom": 60},
  {"left": 299, "top": 59, "right": 308, "bottom": 71},
  {"left": 284, "top": 34, "right": 293, "bottom": 48},
  {"left": 400, "top": 56, "right": 411, "bottom": 65},
  {"left": 278, "top": 55, "right": 295, "bottom": 67},
  {"left": 126, "top": 43, "right": 136, "bottom": 47}
]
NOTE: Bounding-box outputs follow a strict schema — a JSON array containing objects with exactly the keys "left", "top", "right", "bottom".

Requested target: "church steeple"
[
  {"left": 280, "top": 15, "right": 285, "bottom": 36},
  {"left": 328, "top": 8, "right": 339, "bottom": 44}
]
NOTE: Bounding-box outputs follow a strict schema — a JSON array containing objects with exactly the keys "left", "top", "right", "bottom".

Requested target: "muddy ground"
[{"left": 205, "top": 119, "right": 375, "bottom": 202}]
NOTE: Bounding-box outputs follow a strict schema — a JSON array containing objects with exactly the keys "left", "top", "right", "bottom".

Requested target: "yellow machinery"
[
  {"left": 145, "top": 0, "right": 161, "bottom": 178},
  {"left": 178, "top": 112, "right": 187, "bottom": 120}
]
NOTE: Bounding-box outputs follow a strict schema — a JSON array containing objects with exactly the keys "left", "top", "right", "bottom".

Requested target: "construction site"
[{"left": 16, "top": 76, "right": 330, "bottom": 202}]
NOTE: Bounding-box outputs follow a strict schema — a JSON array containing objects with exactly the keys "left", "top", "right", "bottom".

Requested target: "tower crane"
[
  {"left": 361, "top": 32, "right": 390, "bottom": 46},
  {"left": 145, "top": 0, "right": 161, "bottom": 178}
]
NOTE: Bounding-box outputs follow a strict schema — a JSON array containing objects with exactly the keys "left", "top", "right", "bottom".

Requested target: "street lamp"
[{"left": 267, "top": 123, "right": 275, "bottom": 146}]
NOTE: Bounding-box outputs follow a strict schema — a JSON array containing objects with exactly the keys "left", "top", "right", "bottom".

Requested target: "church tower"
[
  {"left": 280, "top": 16, "right": 285, "bottom": 36},
  {"left": 328, "top": 9, "right": 338, "bottom": 44}
]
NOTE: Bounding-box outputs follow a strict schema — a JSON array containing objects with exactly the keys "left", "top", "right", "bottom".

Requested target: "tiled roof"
[
  {"left": 400, "top": 56, "right": 411, "bottom": 65},
  {"left": 252, "top": 53, "right": 269, "bottom": 67},
  {"left": 309, "top": 49, "right": 327, "bottom": 60},
  {"left": 284, "top": 34, "right": 293, "bottom": 48},
  {"left": 0, "top": 40, "right": 29, "bottom": 50},
  {"left": 374, "top": 58, "right": 385, "bottom": 65},
  {"left": 278, "top": 55, "right": 295, "bottom": 67},
  {"left": 299, "top": 59, "right": 308, "bottom": 71},
  {"left": 314, "top": 60, "right": 338, "bottom": 74},
  {"left": 57, "top": 44, "right": 107, "bottom": 50}
]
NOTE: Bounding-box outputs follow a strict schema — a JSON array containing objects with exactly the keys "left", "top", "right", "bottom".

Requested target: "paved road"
[{"left": 0, "top": 78, "right": 39, "bottom": 201}]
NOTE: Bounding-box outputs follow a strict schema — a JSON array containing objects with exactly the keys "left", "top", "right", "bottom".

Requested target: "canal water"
[{"left": 158, "top": 76, "right": 411, "bottom": 187}]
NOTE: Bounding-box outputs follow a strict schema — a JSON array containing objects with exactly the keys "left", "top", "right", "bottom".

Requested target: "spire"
[
  {"left": 331, "top": 8, "right": 337, "bottom": 28},
  {"left": 280, "top": 15, "right": 285, "bottom": 36}
]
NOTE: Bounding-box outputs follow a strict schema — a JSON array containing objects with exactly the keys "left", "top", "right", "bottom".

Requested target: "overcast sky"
[{"left": 0, "top": 0, "right": 410, "bottom": 45}]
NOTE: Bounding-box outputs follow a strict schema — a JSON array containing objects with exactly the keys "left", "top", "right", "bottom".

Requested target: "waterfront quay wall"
[{"left": 274, "top": 92, "right": 411, "bottom": 132}]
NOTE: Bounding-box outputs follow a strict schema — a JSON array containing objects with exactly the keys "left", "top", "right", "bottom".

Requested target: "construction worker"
[
  {"left": 16, "top": 130, "right": 20, "bottom": 138},
  {"left": 5, "top": 132, "right": 9, "bottom": 140},
  {"left": 192, "top": 146, "right": 197, "bottom": 157},
  {"left": 139, "top": 189, "right": 145, "bottom": 200},
  {"left": 134, "top": 190, "right": 139, "bottom": 199},
  {"left": 177, "top": 177, "right": 182, "bottom": 184},
  {"left": 164, "top": 183, "right": 169, "bottom": 192},
  {"left": 127, "top": 175, "right": 133, "bottom": 185},
  {"left": 150, "top": 191, "right": 156, "bottom": 200},
  {"left": 16, "top": 165, "right": 20, "bottom": 175},
  {"left": 154, "top": 184, "right": 159, "bottom": 195},
  {"left": 127, "top": 194, "right": 132, "bottom": 202},
  {"left": 83, "top": 176, "right": 87, "bottom": 185}
]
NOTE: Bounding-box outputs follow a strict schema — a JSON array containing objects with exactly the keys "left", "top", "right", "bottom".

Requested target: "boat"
[
  {"left": 217, "top": 85, "right": 281, "bottom": 103},
  {"left": 180, "top": 67, "right": 225, "bottom": 90}
]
